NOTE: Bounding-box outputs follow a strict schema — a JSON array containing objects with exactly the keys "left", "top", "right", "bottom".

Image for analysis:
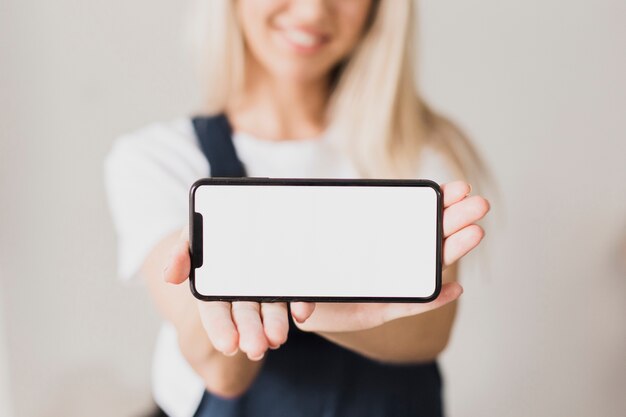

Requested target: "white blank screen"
[{"left": 194, "top": 184, "right": 439, "bottom": 299}]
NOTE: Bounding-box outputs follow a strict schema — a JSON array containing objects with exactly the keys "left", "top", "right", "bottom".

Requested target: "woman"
[{"left": 105, "top": 0, "right": 491, "bottom": 416}]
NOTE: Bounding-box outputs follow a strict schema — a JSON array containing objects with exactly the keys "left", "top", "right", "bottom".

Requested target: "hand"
[
  {"left": 163, "top": 228, "right": 316, "bottom": 361},
  {"left": 164, "top": 180, "right": 489, "bottom": 356},
  {"left": 294, "top": 180, "right": 490, "bottom": 333}
]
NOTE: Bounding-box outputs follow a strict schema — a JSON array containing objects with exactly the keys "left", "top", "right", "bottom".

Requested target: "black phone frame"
[{"left": 189, "top": 177, "right": 444, "bottom": 303}]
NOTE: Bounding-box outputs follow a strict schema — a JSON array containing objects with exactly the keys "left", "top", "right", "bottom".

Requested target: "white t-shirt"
[{"left": 104, "top": 117, "right": 457, "bottom": 417}]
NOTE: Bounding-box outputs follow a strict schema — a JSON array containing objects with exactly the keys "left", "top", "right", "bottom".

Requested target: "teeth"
[{"left": 283, "top": 29, "right": 321, "bottom": 47}]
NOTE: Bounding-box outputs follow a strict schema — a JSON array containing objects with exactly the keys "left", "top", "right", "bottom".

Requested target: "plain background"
[{"left": 1, "top": 0, "right": 625, "bottom": 416}]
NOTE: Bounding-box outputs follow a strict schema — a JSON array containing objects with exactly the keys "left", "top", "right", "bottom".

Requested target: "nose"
[{"left": 287, "top": 0, "right": 331, "bottom": 24}]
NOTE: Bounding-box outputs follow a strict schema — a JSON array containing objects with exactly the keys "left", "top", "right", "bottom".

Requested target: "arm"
[
  {"left": 143, "top": 181, "right": 487, "bottom": 398},
  {"left": 103, "top": 136, "right": 294, "bottom": 397},
  {"left": 140, "top": 230, "right": 264, "bottom": 398},
  {"left": 293, "top": 181, "right": 489, "bottom": 363},
  {"left": 315, "top": 263, "right": 460, "bottom": 363}
]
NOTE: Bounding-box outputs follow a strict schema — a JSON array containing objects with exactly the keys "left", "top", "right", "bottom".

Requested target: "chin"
[
  {"left": 277, "top": 70, "right": 323, "bottom": 83},
  {"left": 268, "top": 60, "right": 332, "bottom": 84}
]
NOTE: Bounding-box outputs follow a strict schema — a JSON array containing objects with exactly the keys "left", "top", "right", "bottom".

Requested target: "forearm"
[
  {"left": 140, "top": 230, "right": 263, "bottom": 398},
  {"left": 317, "top": 302, "right": 457, "bottom": 363},
  {"left": 316, "top": 264, "right": 460, "bottom": 364}
]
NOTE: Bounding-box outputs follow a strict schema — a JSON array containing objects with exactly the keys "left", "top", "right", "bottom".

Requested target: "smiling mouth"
[{"left": 279, "top": 28, "right": 330, "bottom": 52}]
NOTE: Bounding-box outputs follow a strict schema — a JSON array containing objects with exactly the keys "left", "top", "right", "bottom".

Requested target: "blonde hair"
[{"left": 187, "top": 0, "right": 493, "bottom": 190}]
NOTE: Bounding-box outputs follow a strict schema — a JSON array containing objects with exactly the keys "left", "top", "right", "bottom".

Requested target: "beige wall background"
[
  {"left": 0, "top": 299, "right": 14, "bottom": 417},
  {"left": 1, "top": 0, "right": 625, "bottom": 416}
]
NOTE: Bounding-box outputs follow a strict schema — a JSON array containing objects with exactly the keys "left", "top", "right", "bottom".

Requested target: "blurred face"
[{"left": 236, "top": 0, "right": 374, "bottom": 83}]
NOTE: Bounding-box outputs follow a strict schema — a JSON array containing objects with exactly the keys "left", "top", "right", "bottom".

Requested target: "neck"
[{"left": 227, "top": 58, "right": 330, "bottom": 141}]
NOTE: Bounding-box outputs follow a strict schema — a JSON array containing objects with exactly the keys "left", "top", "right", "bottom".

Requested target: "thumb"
[
  {"left": 163, "top": 227, "right": 191, "bottom": 285},
  {"left": 382, "top": 282, "right": 463, "bottom": 323},
  {"left": 290, "top": 302, "right": 316, "bottom": 323}
]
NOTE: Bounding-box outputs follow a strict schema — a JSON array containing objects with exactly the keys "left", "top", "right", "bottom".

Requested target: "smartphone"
[{"left": 189, "top": 178, "right": 443, "bottom": 303}]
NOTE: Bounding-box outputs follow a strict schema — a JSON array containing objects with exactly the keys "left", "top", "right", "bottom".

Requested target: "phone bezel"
[{"left": 189, "top": 177, "right": 443, "bottom": 303}]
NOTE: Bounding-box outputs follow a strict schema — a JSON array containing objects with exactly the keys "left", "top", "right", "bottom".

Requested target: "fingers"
[
  {"left": 441, "top": 181, "right": 472, "bottom": 208},
  {"left": 443, "top": 224, "right": 485, "bottom": 267},
  {"left": 440, "top": 181, "right": 490, "bottom": 267},
  {"left": 197, "top": 301, "right": 239, "bottom": 356},
  {"left": 197, "top": 301, "right": 291, "bottom": 361},
  {"left": 290, "top": 302, "right": 316, "bottom": 323},
  {"left": 443, "top": 195, "right": 490, "bottom": 238},
  {"left": 232, "top": 302, "right": 269, "bottom": 360},
  {"left": 382, "top": 282, "right": 463, "bottom": 323},
  {"left": 260, "top": 303, "right": 289, "bottom": 349}
]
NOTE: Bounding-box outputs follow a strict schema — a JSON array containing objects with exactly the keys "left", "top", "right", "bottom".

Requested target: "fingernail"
[
  {"left": 223, "top": 348, "right": 239, "bottom": 357},
  {"left": 467, "top": 183, "right": 473, "bottom": 195},
  {"left": 248, "top": 352, "right": 265, "bottom": 361}
]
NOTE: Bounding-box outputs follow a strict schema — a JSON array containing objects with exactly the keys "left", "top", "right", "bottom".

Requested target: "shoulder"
[
  {"left": 105, "top": 117, "right": 208, "bottom": 183},
  {"left": 103, "top": 118, "right": 206, "bottom": 281},
  {"left": 106, "top": 117, "right": 198, "bottom": 164}
]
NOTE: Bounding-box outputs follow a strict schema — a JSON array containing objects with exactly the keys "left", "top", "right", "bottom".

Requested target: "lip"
[{"left": 275, "top": 26, "right": 331, "bottom": 54}]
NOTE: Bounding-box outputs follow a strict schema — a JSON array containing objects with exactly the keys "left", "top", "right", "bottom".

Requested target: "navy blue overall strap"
[{"left": 192, "top": 114, "right": 247, "bottom": 177}]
